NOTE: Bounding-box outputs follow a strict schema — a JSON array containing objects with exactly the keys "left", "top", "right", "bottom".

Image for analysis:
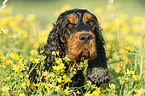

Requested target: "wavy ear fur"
[
  {"left": 87, "top": 19, "right": 110, "bottom": 86},
  {"left": 42, "top": 18, "right": 66, "bottom": 71}
]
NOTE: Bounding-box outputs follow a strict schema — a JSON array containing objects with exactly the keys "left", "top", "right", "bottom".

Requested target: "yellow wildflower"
[
  {"left": 52, "top": 66, "right": 60, "bottom": 72},
  {"left": 40, "top": 83, "right": 44, "bottom": 87},
  {"left": 132, "top": 16, "right": 143, "bottom": 23},
  {"left": 26, "top": 79, "right": 31, "bottom": 87},
  {"left": 120, "top": 13, "right": 129, "bottom": 20},
  {"left": 104, "top": 34, "right": 115, "bottom": 41},
  {"left": 127, "top": 69, "right": 134, "bottom": 75},
  {"left": 34, "top": 58, "right": 40, "bottom": 63},
  {"left": 63, "top": 55, "right": 71, "bottom": 61},
  {"left": 15, "top": 14, "right": 24, "bottom": 22},
  {"left": 64, "top": 89, "right": 69, "bottom": 94},
  {"left": 31, "top": 82, "right": 38, "bottom": 90},
  {"left": 119, "top": 48, "right": 128, "bottom": 54},
  {"left": 45, "top": 86, "right": 50, "bottom": 91},
  {"left": 22, "top": 83, "right": 26, "bottom": 89},
  {"left": 26, "top": 14, "right": 35, "bottom": 22},
  {"left": 58, "top": 76, "right": 62, "bottom": 83},
  {"left": 59, "top": 63, "right": 65, "bottom": 70},
  {"left": 55, "top": 58, "right": 63, "bottom": 64},
  {"left": 30, "top": 50, "right": 38, "bottom": 56},
  {"left": 12, "top": 64, "right": 20, "bottom": 73},
  {"left": 6, "top": 76, "right": 11, "bottom": 80},
  {"left": 30, "top": 57, "right": 34, "bottom": 61},
  {"left": 132, "top": 75, "right": 138, "bottom": 81},
  {"left": 19, "top": 93, "right": 26, "bottom": 96},
  {"left": 42, "top": 71, "right": 49, "bottom": 76},
  {"left": 131, "top": 24, "right": 140, "bottom": 33},
  {"left": 91, "top": 90, "right": 98, "bottom": 96},
  {"left": 0, "top": 55, "right": 5, "bottom": 60},
  {"left": 2, "top": 86, "right": 10, "bottom": 92}
]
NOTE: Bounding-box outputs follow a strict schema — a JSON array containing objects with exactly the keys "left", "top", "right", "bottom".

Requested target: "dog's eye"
[
  {"left": 68, "top": 23, "right": 72, "bottom": 28},
  {"left": 89, "top": 21, "right": 95, "bottom": 26}
]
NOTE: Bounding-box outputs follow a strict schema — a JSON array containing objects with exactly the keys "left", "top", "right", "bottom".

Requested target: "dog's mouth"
[{"left": 79, "top": 48, "right": 90, "bottom": 60}]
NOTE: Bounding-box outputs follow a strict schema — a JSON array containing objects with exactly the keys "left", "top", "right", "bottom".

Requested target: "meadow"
[{"left": 0, "top": 0, "right": 145, "bottom": 96}]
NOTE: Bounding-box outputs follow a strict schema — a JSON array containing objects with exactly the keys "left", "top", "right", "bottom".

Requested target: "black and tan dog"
[{"left": 30, "top": 9, "right": 110, "bottom": 88}]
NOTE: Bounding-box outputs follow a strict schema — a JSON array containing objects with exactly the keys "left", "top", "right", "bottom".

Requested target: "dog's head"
[{"left": 54, "top": 9, "right": 104, "bottom": 65}]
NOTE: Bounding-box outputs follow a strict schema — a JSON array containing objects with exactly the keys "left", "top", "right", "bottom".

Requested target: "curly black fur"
[{"left": 29, "top": 9, "right": 110, "bottom": 88}]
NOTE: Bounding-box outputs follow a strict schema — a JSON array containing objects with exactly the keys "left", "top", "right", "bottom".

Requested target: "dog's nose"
[{"left": 79, "top": 33, "right": 93, "bottom": 43}]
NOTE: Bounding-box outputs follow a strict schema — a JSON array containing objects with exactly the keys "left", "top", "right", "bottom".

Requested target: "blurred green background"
[{"left": 1, "top": 0, "right": 145, "bottom": 25}]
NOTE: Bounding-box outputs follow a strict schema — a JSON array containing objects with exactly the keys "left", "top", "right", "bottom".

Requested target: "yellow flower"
[
  {"left": 34, "top": 58, "right": 40, "bottom": 63},
  {"left": 63, "top": 55, "right": 71, "bottom": 61},
  {"left": 58, "top": 76, "right": 62, "bottom": 83},
  {"left": 119, "top": 48, "right": 128, "bottom": 54},
  {"left": 22, "top": 83, "right": 26, "bottom": 89},
  {"left": 64, "top": 89, "right": 69, "bottom": 94},
  {"left": 30, "top": 57, "right": 34, "bottom": 61},
  {"left": 2, "top": 86, "right": 10, "bottom": 92},
  {"left": 10, "top": 53, "right": 20, "bottom": 60},
  {"left": 126, "top": 35, "right": 138, "bottom": 47},
  {"left": 120, "top": 13, "right": 129, "bottom": 21},
  {"left": 127, "top": 69, "right": 134, "bottom": 75},
  {"left": 30, "top": 50, "right": 38, "bottom": 56},
  {"left": 0, "top": 55, "right": 5, "bottom": 61},
  {"left": 91, "top": 90, "right": 98, "bottom": 96},
  {"left": 42, "top": 71, "right": 49, "bottom": 76},
  {"left": 104, "top": 34, "right": 115, "bottom": 41},
  {"left": 131, "top": 24, "right": 140, "bottom": 33},
  {"left": 52, "top": 51, "right": 60, "bottom": 56},
  {"left": 132, "top": 75, "right": 138, "bottom": 81},
  {"left": 19, "top": 93, "right": 25, "bottom": 96},
  {"left": 12, "top": 64, "right": 20, "bottom": 73},
  {"left": 26, "top": 79, "right": 31, "bottom": 87},
  {"left": 40, "top": 83, "right": 44, "bottom": 87},
  {"left": 132, "top": 16, "right": 143, "bottom": 23},
  {"left": 59, "top": 63, "right": 65, "bottom": 70},
  {"left": 26, "top": 14, "right": 35, "bottom": 22},
  {"left": 52, "top": 66, "right": 60, "bottom": 72},
  {"left": 123, "top": 56, "right": 129, "bottom": 64},
  {"left": 45, "top": 86, "right": 50, "bottom": 91},
  {"left": 55, "top": 58, "right": 63, "bottom": 64},
  {"left": 19, "top": 31, "right": 28, "bottom": 37},
  {"left": 6, "top": 76, "right": 11, "bottom": 80},
  {"left": 31, "top": 82, "right": 38, "bottom": 90},
  {"left": 15, "top": 14, "right": 24, "bottom": 22}
]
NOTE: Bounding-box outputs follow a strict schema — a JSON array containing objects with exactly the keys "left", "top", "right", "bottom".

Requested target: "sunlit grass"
[{"left": 0, "top": 2, "right": 145, "bottom": 96}]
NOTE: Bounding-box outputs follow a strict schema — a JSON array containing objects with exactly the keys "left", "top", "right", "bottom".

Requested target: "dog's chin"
[
  {"left": 80, "top": 48, "right": 96, "bottom": 61},
  {"left": 69, "top": 48, "right": 96, "bottom": 63}
]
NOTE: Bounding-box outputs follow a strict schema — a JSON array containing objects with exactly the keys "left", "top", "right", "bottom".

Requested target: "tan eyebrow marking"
[
  {"left": 67, "top": 15, "right": 78, "bottom": 24},
  {"left": 83, "top": 13, "right": 92, "bottom": 22}
]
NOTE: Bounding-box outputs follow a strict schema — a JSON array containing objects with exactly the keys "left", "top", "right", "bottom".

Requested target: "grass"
[{"left": 0, "top": 0, "right": 145, "bottom": 96}]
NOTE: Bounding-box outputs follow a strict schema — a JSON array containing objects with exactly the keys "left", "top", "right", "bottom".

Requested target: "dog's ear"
[{"left": 87, "top": 18, "right": 110, "bottom": 86}]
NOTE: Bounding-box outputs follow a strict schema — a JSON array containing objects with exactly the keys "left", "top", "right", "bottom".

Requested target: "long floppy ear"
[
  {"left": 43, "top": 17, "right": 66, "bottom": 71},
  {"left": 87, "top": 18, "right": 110, "bottom": 86}
]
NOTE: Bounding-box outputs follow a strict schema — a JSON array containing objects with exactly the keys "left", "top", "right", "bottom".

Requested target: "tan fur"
[
  {"left": 68, "top": 15, "right": 78, "bottom": 24},
  {"left": 83, "top": 13, "right": 92, "bottom": 22},
  {"left": 67, "top": 31, "right": 96, "bottom": 66}
]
